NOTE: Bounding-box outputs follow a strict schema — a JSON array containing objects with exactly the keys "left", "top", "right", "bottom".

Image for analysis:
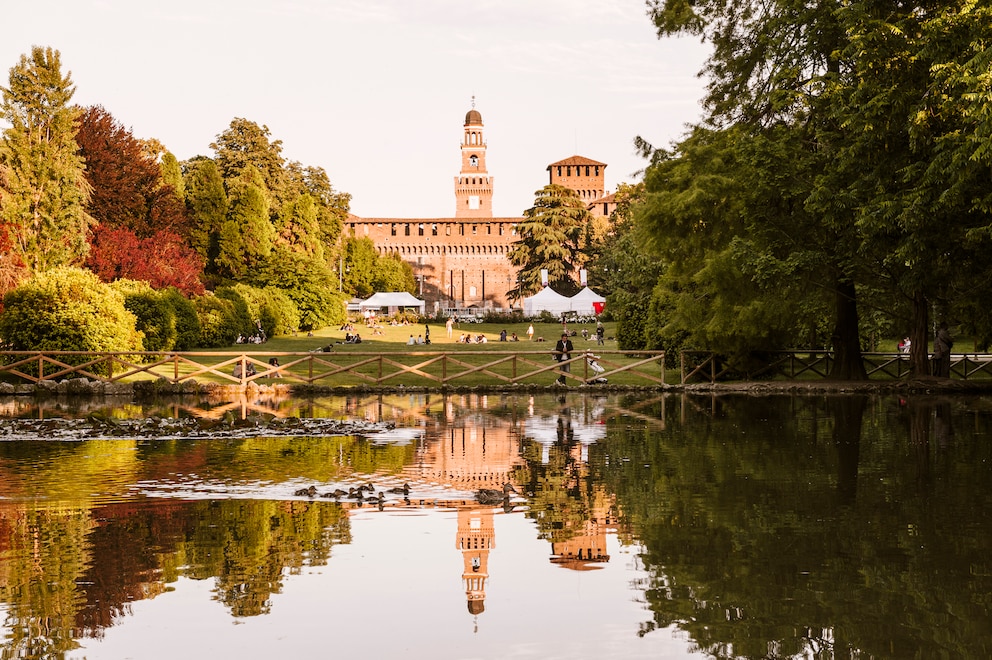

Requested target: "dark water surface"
[{"left": 1, "top": 391, "right": 990, "bottom": 659}]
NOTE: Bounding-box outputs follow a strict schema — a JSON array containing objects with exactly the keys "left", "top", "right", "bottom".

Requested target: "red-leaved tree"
[
  {"left": 85, "top": 225, "right": 205, "bottom": 296},
  {"left": 76, "top": 105, "right": 191, "bottom": 237}
]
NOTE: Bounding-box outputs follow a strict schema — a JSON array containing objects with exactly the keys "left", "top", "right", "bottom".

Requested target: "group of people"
[{"left": 457, "top": 333, "right": 487, "bottom": 344}]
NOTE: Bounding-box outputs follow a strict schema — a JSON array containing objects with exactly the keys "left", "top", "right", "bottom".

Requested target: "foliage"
[
  {"left": 85, "top": 225, "right": 205, "bottom": 296},
  {"left": 161, "top": 288, "right": 201, "bottom": 351},
  {"left": 215, "top": 166, "right": 274, "bottom": 281},
  {"left": 371, "top": 252, "right": 416, "bottom": 294},
  {"left": 182, "top": 157, "right": 227, "bottom": 267},
  {"left": 0, "top": 267, "right": 142, "bottom": 363},
  {"left": 192, "top": 294, "right": 243, "bottom": 348},
  {"left": 210, "top": 118, "right": 287, "bottom": 205},
  {"left": 256, "top": 248, "right": 345, "bottom": 330},
  {"left": 76, "top": 105, "right": 189, "bottom": 237},
  {"left": 508, "top": 184, "right": 592, "bottom": 299},
  {"left": 214, "top": 286, "right": 255, "bottom": 339},
  {"left": 226, "top": 282, "right": 300, "bottom": 338},
  {"left": 110, "top": 279, "right": 177, "bottom": 353},
  {"left": 0, "top": 46, "right": 93, "bottom": 273}
]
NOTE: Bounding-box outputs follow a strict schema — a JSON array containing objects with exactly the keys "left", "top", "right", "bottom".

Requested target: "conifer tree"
[{"left": 0, "top": 46, "right": 92, "bottom": 273}]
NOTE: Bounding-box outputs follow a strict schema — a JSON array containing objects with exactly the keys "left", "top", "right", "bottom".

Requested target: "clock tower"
[{"left": 454, "top": 99, "right": 493, "bottom": 218}]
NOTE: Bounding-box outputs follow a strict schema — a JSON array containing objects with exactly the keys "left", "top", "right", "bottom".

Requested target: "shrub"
[
  {"left": 162, "top": 288, "right": 201, "bottom": 350},
  {"left": 226, "top": 283, "right": 300, "bottom": 338},
  {"left": 214, "top": 286, "right": 254, "bottom": 338},
  {"left": 0, "top": 267, "right": 143, "bottom": 372},
  {"left": 111, "top": 279, "right": 177, "bottom": 353},
  {"left": 193, "top": 294, "right": 243, "bottom": 347}
]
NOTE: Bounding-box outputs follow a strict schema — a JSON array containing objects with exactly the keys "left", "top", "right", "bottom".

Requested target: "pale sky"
[{"left": 2, "top": 0, "right": 710, "bottom": 219}]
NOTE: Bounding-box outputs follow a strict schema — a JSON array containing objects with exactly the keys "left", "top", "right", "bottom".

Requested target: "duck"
[
  {"left": 475, "top": 483, "right": 518, "bottom": 505},
  {"left": 293, "top": 485, "right": 318, "bottom": 498},
  {"left": 358, "top": 482, "right": 375, "bottom": 493},
  {"left": 320, "top": 488, "right": 348, "bottom": 499},
  {"left": 387, "top": 483, "right": 410, "bottom": 495}
]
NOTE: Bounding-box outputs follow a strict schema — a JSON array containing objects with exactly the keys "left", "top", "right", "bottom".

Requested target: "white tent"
[
  {"left": 523, "top": 287, "right": 572, "bottom": 316},
  {"left": 568, "top": 287, "right": 606, "bottom": 315},
  {"left": 359, "top": 292, "right": 426, "bottom": 315}
]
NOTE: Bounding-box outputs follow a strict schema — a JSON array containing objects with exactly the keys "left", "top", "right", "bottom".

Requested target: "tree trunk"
[
  {"left": 828, "top": 277, "right": 868, "bottom": 380},
  {"left": 909, "top": 290, "right": 930, "bottom": 376},
  {"left": 830, "top": 395, "right": 866, "bottom": 505}
]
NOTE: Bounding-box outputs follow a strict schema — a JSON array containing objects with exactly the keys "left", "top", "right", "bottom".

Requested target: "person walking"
[
  {"left": 527, "top": 324, "right": 534, "bottom": 341},
  {"left": 554, "top": 332, "right": 574, "bottom": 385},
  {"left": 446, "top": 316, "right": 453, "bottom": 339},
  {"left": 933, "top": 322, "right": 953, "bottom": 378},
  {"left": 595, "top": 321, "right": 605, "bottom": 346}
]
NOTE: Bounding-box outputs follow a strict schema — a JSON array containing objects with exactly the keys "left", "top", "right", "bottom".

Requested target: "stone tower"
[{"left": 454, "top": 100, "right": 493, "bottom": 218}]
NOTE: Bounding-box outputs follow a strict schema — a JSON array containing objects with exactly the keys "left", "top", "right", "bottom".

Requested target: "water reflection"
[{"left": 1, "top": 392, "right": 991, "bottom": 659}]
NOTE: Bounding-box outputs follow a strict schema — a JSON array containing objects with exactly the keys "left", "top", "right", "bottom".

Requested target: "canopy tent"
[
  {"left": 359, "top": 292, "right": 426, "bottom": 315},
  {"left": 522, "top": 287, "right": 572, "bottom": 316},
  {"left": 568, "top": 287, "right": 606, "bottom": 315}
]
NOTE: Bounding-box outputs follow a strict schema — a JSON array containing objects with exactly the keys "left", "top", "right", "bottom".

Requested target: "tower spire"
[{"left": 454, "top": 100, "right": 493, "bottom": 217}]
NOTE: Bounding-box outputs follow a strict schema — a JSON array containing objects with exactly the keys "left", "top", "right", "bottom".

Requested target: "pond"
[{"left": 1, "top": 391, "right": 990, "bottom": 659}]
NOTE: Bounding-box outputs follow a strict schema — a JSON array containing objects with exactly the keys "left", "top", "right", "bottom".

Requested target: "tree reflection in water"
[{"left": 1, "top": 392, "right": 991, "bottom": 658}]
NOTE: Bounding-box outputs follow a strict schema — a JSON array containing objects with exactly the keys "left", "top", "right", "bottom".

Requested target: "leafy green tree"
[
  {"left": 508, "top": 184, "right": 592, "bottom": 299},
  {"left": 275, "top": 192, "right": 324, "bottom": 261},
  {"left": 210, "top": 118, "right": 287, "bottom": 206},
  {"left": 256, "top": 248, "right": 344, "bottom": 330},
  {"left": 183, "top": 156, "right": 227, "bottom": 266},
  {"left": 371, "top": 252, "right": 416, "bottom": 294},
  {"left": 162, "top": 287, "right": 201, "bottom": 350},
  {"left": 341, "top": 236, "right": 380, "bottom": 298},
  {"left": 160, "top": 151, "right": 184, "bottom": 201},
  {"left": 0, "top": 267, "right": 142, "bottom": 359},
  {"left": 287, "top": 163, "right": 349, "bottom": 252},
  {"left": 216, "top": 166, "right": 274, "bottom": 280},
  {"left": 0, "top": 46, "right": 93, "bottom": 273}
]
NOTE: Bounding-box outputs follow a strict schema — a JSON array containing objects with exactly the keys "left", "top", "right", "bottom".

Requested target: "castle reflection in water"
[{"left": 335, "top": 391, "right": 618, "bottom": 616}]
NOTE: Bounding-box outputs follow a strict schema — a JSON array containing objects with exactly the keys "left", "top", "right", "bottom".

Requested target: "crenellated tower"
[{"left": 454, "top": 99, "right": 493, "bottom": 217}]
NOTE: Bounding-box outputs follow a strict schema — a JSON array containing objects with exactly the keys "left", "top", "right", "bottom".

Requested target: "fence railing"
[
  {"left": 681, "top": 350, "right": 992, "bottom": 383},
  {"left": 0, "top": 350, "right": 667, "bottom": 388}
]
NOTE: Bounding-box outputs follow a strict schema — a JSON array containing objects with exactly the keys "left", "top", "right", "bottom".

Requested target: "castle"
[{"left": 344, "top": 103, "right": 616, "bottom": 313}]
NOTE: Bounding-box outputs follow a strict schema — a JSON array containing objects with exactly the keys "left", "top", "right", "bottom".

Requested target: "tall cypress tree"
[{"left": 0, "top": 46, "right": 92, "bottom": 273}]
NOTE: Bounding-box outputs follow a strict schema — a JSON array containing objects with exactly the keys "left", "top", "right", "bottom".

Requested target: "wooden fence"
[
  {"left": 0, "top": 350, "right": 667, "bottom": 388},
  {"left": 681, "top": 350, "right": 992, "bottom": 383}
]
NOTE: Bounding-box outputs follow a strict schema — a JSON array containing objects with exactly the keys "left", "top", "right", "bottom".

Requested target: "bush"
[
  {"left": 214, "top": 286, "right": 254, "bottom": 338},
  {"left": 0, "top": 267, "right": 143, "bottom": 372},
  {"left": 193, "top": 294, "right": 244, "bottom": 347},
  {"left": 226, "top": 283, "right": 299, "bottom": 338},
  {"left": 111, "top": 280, "right": 177, "bottom": 353},
  {"left": 162, "top": 288, "right": 201, "bottom": 350}
]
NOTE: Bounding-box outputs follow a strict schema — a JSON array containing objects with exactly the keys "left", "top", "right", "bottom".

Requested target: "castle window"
[
  {"left": 446, "top": 224, "right": 451, "bottom": 236},
  {"left": 557, "top": 166, "right": 562, "bottom": 176},
  {"left": 595, "top": 166, "right": 600, "bottom": 176},
  {"left": 486, "top": 224, "right": 491, "bottom": 235},
  {"left": 404, "top": 224, "right": 411, "bottom": 236},
  {"left": 418, "top": 223, "right": 424, "bottom": 236},
  {"left": 432, "top": 224, "right": 438, "bottom": 236},
  {"left": 585, "top": 166, "right": 590, "bottom": 176},
  {"left": 390, "top": 224, "right": 397, "bottom": 236},
  {"left": 566, "top": 166, "right": 572, "bottom": 176},
  {"left": 470, "top": 155, "right": 478, "bottom": 167},
  {"left": 472, "top": 225, "right": 477, "bottom": 235},
  {"left": 459, "top": 224, "right": 464, "bottom": 236}
]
